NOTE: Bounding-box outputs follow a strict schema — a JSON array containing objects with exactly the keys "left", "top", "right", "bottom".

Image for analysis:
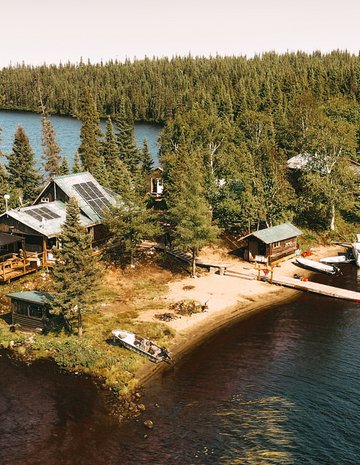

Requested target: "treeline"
[
  {"left": 1, "top": 52, "right": 360, "bottom": 124},
  {"left": 1, "top": 52, "right": 360, "bottom": 247}
]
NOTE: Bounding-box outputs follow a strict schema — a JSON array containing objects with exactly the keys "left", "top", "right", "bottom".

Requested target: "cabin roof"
[
  {"left": 36, "top": 172, "right": 117, "bottom": 223},
  {"left": 1, "top": 201, "right": 93, "bottom": 238},
  {"left": 287, "top": 153, "right": 360, "bottom": 175},
  {"left": 6, "top": 290, "right": 53, "bottom": 305},
  {"left": 0, "top": 232, "right": 24, "bottom": 246},
  {"left": 246, "top": 222, "right": 302, "bottom": 244}
]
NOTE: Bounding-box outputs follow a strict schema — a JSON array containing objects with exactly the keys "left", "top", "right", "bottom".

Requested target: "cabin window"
[
  {"left": 40, "top": 197, "right": 50, "bottom": 203},
  {"left": 285, "top": 241, "right": 293, "bottom": 247},
  {"left": 29, "top": 305, "right": 43, "bottom": 319},
  {"left": 16, "top": 301, "right": 28, "bottom": 315},
  {"left": 272, "top": 241, "right": 281, "bottom": 248}
]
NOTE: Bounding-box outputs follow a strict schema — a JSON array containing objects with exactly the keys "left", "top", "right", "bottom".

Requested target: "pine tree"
[
  {"left": 41, "top": 114, "right": 62, "bottom": 179},
  {"left": 140, "top": 138, "right": 154, "bottom": 174},
  {"left": 101, "top": 116, "right": 129, "bottom": 192},
  {"left": 52, "top": 197, "right": 100, "bottom": 336},
  {"left": 6, "top": 126, "right": 41, "bottom": 204},
  {"left": 115, "top": 109, "right": 141, "bottom": 174},
  {"left": 72, "top": 151, "right": 83, "bottom": 173},
  {"left": 59, "top": 156, "right": 70, "bottom": 175},
  {"left": 78, "top": 87, "right": 103, "bottom": 176},
  {"left": 167, "top": 147, "right": 218, "bottom": 277},
  {"left": 104, "top": 188, "right": 159, "bottom": 266}
]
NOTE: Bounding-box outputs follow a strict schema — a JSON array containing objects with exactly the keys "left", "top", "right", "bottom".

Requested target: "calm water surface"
[
  {"left": 1, "top": 266, "right": 360, "bottom": 465},
  {"left": 0, "top": 110, "right": 161, "bottom": 167}
]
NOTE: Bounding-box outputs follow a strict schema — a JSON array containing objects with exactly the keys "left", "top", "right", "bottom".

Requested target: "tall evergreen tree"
[
  {"left": 115, "top": 109, "right": 141, "bottom": 174},
  {"left": 101, "top": 116, "right": 130, "bottom": 192},
  {"left": 78, "top": 87, "right": 103, "bottom": 176},
  {"left": 52, "top": 197, "right": 100, "bottom": 336},
  {"left": 41, "top": 114, "right": 62, "bottom": 179},
  {"left": 140, "top": 138, "right": 154, "bottom": 175},
  {"left": 167, "top": 146, "right": 218, "bottom": 277},
  {"left": 104, "top": 188, "right": 159, "bottom": 266},
  {"left": 59, "top": 156, "right": 70, "bottom": 175},
  {"left": 72, "top": 151, "right": 83, "bottom": 173},
  {"left": 6, "top": 126, "right": 41, "bottom": 204}
]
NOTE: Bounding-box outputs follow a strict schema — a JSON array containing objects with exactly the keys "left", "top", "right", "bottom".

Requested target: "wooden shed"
[
  {"left": 243, "top": 222, "right": 302, "bottom": 264},
  {"left": 7, "top": 291, "right": 54, "bottom": 332}
]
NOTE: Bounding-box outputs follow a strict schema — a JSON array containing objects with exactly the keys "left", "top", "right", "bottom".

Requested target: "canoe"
[
  {"left": 295, "top": 257, "right": 340, "bottom": 275},
  {"left": 112, "top": 329, "right": 171, "bottom": 363},
  {"left": 320, "top": 255, "right": 354, "bottom": 264}
]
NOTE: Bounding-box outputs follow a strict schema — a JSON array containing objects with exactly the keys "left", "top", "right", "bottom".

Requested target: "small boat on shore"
[
  {"left": 295, "top": 257, "right": 340, "bottom": 275},
  {"left": 112, "top": 329, "right": 171, "bottom": 363},
  {"left": 352, "top": 235, "right": 360, "bottom": 267},
  {"left": 320, "top": 255, "right": 354, "bottom": 264}
]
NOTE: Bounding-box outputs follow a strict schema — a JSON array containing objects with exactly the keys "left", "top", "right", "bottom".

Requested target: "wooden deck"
[{"left": 263, "top": 274, "right": 360, "bottom": 302}]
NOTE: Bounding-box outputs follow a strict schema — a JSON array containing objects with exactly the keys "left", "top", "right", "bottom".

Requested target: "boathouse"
[
  {"left": 7, "top": 291, "right": 54, "bottom": 331},
  {"left": 0, "top": 172, "right": 117, "bottom": 280},
  {"left": 243, "top": 222, "right": 302, "bottom": 264}
]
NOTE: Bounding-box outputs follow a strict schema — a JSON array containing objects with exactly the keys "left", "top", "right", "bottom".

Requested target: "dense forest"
[{"left": 0, "top": 52, "right": 359, "bottom": 245}]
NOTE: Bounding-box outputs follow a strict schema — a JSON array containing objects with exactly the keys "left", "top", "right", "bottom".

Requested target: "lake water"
[
  {"left": 0, "top": 110, "right": 161, "bottom": 168},
  {"left": 1, "top": 265, "right": 360, "bottom": 464}
]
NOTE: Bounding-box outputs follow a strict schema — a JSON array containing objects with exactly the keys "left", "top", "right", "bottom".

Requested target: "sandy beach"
[{"left": 137, "top": 244, "right": 346, "bottom": 384}]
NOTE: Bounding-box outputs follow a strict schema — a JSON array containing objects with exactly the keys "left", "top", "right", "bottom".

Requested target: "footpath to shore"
[{"left": 136, "top": 245, "right": 346, "bottom": 386}]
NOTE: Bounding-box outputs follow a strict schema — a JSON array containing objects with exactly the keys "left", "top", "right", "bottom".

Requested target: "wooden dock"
[{"left": 264, "top": 274, "right": 360, "bottom": 302}]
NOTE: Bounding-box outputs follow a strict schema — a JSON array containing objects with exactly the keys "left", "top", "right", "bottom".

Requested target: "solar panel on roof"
[
  {"left": 73, "top": 182, "right": 111, "bottom": 217},
  {"left": 24, "top": 207, "right": 60, "bottom": 222}
]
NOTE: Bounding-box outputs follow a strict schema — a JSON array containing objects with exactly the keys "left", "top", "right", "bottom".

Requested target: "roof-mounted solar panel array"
[
  {"left": 24, "top": 206, "right": 61, "bottom": 222},
  {"left": 73, "top": 182, "right": 111, "bottom": 217}
]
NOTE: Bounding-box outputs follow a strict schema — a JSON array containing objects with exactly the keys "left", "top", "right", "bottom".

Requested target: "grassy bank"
[{"left": 0, "top": 255, "right": 179, "bottom": 396}]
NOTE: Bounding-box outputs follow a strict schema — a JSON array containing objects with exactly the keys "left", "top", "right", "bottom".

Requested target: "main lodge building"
[{"left": 0, "top": 172, "right": 117, "bottom": 281}]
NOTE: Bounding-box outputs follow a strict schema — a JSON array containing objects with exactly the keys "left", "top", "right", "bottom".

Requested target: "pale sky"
[{"left": 1, "top": 0, "right": 359, "bottom": 67}]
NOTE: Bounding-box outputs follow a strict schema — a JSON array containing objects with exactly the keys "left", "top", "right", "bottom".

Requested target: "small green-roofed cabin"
[
  {"left": 243, "top": 222, "right": 302, "bottom": 264},
  {"left": 7, "top": 291, "right": 54, "bottom": 332}
]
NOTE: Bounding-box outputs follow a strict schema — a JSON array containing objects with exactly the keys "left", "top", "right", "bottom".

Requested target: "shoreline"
[{"left": 135, "top": 244, "right": 344, "bottom": 388}]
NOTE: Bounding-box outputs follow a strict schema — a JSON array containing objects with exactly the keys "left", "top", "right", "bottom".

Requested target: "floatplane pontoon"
[{"left": 112, "top": 329, "right": 171, "bottom": 363}]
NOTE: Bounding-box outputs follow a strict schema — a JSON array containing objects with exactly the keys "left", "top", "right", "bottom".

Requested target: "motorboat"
[
  {"left": 352, "top": 234, "right": 360, "bottom": 267},
  {"left": 111, "top": 329, "right": 171, "bottom": 363},
  {"left": 295, "top": 257, "right": 340, "bottom": 275}
]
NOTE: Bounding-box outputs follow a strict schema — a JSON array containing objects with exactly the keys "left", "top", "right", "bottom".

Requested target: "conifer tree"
[
  {"left": 104, "top": 188, "right": 159, "bottom": 266},
  {"left": 101, "top": 116, "right": 130, "bottom": 192},
  {"left": 115, "top": 109, "right": 141, "bottom": 174},
  {"left": 140, "top": 138, "right": 154, "bottom": 174},
  {"left": 41, "top": 114, "right": 62, "bottom": 179},
  {"left": 59, "top": 156, "right": 70, "bottom": 175},
  {"left": 6, "top": 126, "right": 41, "bottom": 204},
  {"left": 52, "top": 197, "right": 100, "bottom": 336},
  {"left": 72, "top": 151, "right": 83, "bottom": 173},
  {"left": 78, "top": 87, "right": 103, "bottom": 176},
  {"left": 167, "top": 146, "right": 218, "bottom": 277}
]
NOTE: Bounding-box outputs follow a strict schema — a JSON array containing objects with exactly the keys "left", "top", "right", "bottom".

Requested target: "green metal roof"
[
  {"left": 6, "top": 291, "right": 54, "bottom": 305},
  {"left": 249, "top": 222, "right": 302, "bottom": 244}
]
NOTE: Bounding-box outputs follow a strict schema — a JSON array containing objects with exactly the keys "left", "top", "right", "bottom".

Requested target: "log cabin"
[
  {"left": 0, "top": 172, "right": 117, "bottom": 281},
  {"left": 7, "top": 291, "right": 54, "bottom": 332},
  {"left": 243, "top": 222, "right": 302, "bottom": 264}
]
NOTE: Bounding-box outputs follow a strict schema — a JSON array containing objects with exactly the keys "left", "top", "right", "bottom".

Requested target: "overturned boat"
[
  {"left": 295, "top": 257, "right": 340, "bottom": 275},
  {"left": 112, "top": 329, "right": 171, "bottom": 363}
]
